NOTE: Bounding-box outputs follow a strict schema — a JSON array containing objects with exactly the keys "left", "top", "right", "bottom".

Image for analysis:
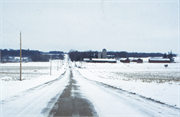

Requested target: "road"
[
  {"left": 1, "top": 65, "right": 179, "bottom": 117},
  {"left": 49, "top": 69, "right": 98, "bottom": 117}
]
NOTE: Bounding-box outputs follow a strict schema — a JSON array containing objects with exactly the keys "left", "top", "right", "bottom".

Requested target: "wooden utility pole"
[
  {"left": 0, "top": 49, "right": 1, "bottom": 63},
  {"left": 20, "top": 31, "right": 22, "bottom": 81},
  {"left": 60, "top": 60, "right": 61, "bottom": 69},
  {"left": 57, "top": 59, "right": 59, "bottom": 70},
  {"left": 50, "top": 55, "right": 52, "bottom": 75}
]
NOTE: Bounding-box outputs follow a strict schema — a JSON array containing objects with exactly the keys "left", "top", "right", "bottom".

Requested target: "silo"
[
  {"left": 98, "top": 52, "right": 102, "bottom": 58},
  {"left": 102, "top": 49, "right": 107, "bottom": 58}
]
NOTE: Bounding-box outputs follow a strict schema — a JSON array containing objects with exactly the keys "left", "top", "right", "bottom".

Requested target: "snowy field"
[
  {"left": 75, "top": 59, "right": 180, "bottom": 109},
  {"left": 0, "top": 56, "right": 180, "bottom": 116},
  {"left": 0, "top": 60, "right": 66, "bottom": 104},
  {"left": 0, "top": 60, "right": 64, "bottom": 81}
]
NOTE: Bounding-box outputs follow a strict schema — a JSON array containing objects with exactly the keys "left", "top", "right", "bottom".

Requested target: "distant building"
[
  {"left": 137, "top": 58, "right": 143, "bottom": 63},
  {"left": 149, "top": 57, "right": 171, "bottom": 63},
  {"left": 83, "top": 58, "right": 116, "bottom": 63},
  {"left": 14, "top": 57, "right": 30, "bottom": 62},
  {"left": 98, "top": 48, "right": 107, "bottom": 59},
  {"left": 102, "top": 49, "right": 107, "bottom": 58},
  {"left": 98, "top": 52, "right": 101, "bottom": 58},
  {"left": 131, "top": 58, "right": 138, "bottom": 62},
  {"left": 2, "top": 56, "right": 31, "bottom": 62},
  {"left": 83, "top": 48, "right": 116, "bottom": 63},
  {"left": 131, "top": 58, "right": 143, "bottom": 63},
  {"left": 120, "top": 58, "right": 130, "bottom": 63}
]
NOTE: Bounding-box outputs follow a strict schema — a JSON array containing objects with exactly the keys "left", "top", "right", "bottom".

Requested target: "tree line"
[
  {"left": 69, "top": 50, "right": 177, "bottom": 61},
  {"left": 0, "top": 49, "right": 64, "bottom": 62}
]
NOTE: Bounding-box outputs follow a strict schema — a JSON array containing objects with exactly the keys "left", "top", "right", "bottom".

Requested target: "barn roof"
[
  {"left": 92, "top": 58, "right": 116, "bottom": 62},
  {"left": 149, "top": 57, "right": 170, "bottom": 61},
  {"left": 120, "top": 58, "right": 129, "bottom": 60},
  {"left": 83, "top": 58, "right": 116, "bottom": 62}
]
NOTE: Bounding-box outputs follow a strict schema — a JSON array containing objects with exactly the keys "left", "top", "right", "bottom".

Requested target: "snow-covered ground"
[
  {"left": 0, "top": 59, "right": 66, "bottom": 99},
  {"left": 0, "top": 55, "right": 179, "bottom": 116},
  {"left": 75, "top": 61, "right": 180, "bottom": 109},
  {"left": 73, "top": 69, "right": 179, "bottom": 116},
  {"left": 0, "top": 58, "right": 69, "bottom": 117},
  {"left": 0, "top": 60, "right": 64, "bottom": 81}
]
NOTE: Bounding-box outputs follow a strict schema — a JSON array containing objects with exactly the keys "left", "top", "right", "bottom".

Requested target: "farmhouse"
[
  {"left": 120, "top": 58, "right": 130, "bottom": 63},
  {"left": 137, "top": 58, "right": 143, "bottom": 63},
  {"left": 149, "top": 57, "right": 171, "bottom": 63},
  {"left": 131, "top": 58, "right": 138, "bottom": 62}
]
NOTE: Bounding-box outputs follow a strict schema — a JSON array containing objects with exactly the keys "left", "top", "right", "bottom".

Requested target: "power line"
[
  {"left": 0, "top": 17, "right": 40, "bottom": 49},
  {"left": 1, "top": 35, "right": 38, "bottom": 50},
  {"left": 21, "top": 32, "right": 40, "bottom": 47},
  {"left": 0, "top": 35, "right": 33, "bottom": 49},
  {"left": 0, "top": 17, "right": 20, "bottom": 32},
  {"left": 0, "top": 35, "right": 19, "bottom": 45}
]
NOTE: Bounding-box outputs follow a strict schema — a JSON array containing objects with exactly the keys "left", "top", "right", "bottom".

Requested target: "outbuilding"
[
  {"left": 137, "top": 58, "right": 143, "bottom": 63},
  {"left": 83, "top": 58, "right": 116, "bottom": 63},
  {"left": 120, "top": 58, "right": 130, "bottom": 63},
  {"left": 132, "top": 58, "right": 138, "bottom": 62},
  {"left": 149, "top": 57, "right": 171, "bottom": 63},
  {"left": 92, "top": 58, "right": 116, "bottom": 63}
]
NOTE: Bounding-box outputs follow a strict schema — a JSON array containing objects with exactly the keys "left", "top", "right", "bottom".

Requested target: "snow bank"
[
  {"left": 76, "top": 62, "right": 180, "bottom": 108},
  {"left": 0, "top": 60, "right": 66, "bottom": 101}
]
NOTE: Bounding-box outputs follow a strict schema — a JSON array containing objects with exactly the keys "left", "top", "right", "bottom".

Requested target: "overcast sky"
[{"left": 0, "top": 0, "right": 179, "bottom": 54}]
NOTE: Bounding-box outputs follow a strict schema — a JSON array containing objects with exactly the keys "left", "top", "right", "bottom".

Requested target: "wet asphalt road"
[{"left": 49, "top": 69, "right": 97, "bottom": 117}]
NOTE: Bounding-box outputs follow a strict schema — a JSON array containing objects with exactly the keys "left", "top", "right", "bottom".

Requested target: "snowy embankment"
[
  {"left": 76, "top": 62, "right": 180, "bottom": 108},
  {"left": 0, "top": 57, "right": 70, "bottom": 117},
  {"left": 0, "top": 60, "right": 66, "bottom": 102}
]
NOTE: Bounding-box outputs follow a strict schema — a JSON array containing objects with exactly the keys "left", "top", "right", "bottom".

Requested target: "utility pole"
[
  {"left": 0, "top": 49, "right": 1, "bottom": 63},
  {"left": 57, "top": 59, "right": 59, "bottom": 70},
  {"left": 50, "top": 55, "right": 52, "bottom": 75},
  {"left": 20, "top": 31, "right": 22, "bottom": 81},
  {"left": 59, "top": 59, "right": 61, "bottom": 69}
]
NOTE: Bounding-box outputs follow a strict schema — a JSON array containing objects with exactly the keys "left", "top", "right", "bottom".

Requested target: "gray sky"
[{"left": 0, "top": 0, "right": 179, "bottom": 54}]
